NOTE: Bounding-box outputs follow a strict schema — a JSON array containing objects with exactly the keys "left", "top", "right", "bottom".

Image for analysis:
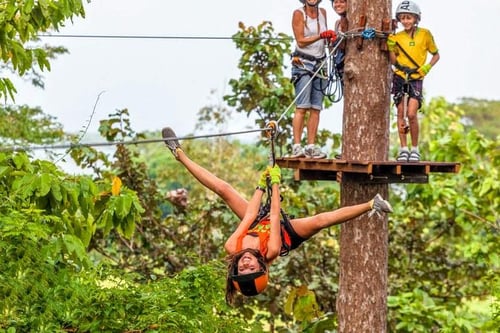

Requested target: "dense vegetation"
[
  {"left": 1, "top": 97, "right": 498, "bottom": 332},
  {"left": 0, "top": 2, "right": 498, "bottom": 332}
]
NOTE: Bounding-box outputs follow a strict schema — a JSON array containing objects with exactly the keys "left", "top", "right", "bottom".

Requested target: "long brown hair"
[{"left": 225, "top": 248, "right": 268, "bottom": 305}]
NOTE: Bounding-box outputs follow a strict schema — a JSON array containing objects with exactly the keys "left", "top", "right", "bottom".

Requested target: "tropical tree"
[{"left": 0, "top": 0, "right": 87, "bottom": 100}]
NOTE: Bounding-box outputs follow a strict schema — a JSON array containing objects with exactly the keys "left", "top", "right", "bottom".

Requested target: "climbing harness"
[
  {"left": 401, "top": 69, "right": 417, "bottom": 134},
  {"left": 279, "top": 25, "right": 395, "bottom": 124},
  {"left": 250, "top": 188, "right": 293, "bottom": 257},
  {"left": 250, "top": 121, "right": 293, "bottom": 256},
  {"left": 289, "top": 35, "right": 345, "bottom": 108},
  {"left": 393, "top": 63, "right": 418, "bottom": 134}
]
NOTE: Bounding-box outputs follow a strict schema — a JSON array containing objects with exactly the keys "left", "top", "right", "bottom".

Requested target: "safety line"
[
  {"left": 275, "top": 34, "right": 345, "bottom": 125},
  {"left": 0, "top": 128, "right": 268, "bottom": 152},
  {"left": 274, "top": 27, "right": 390, "bottom": 125},
  {"left": 14, "top": 28, "right": 389, "bottom": 152},
  {"left": 37, "top": 34, "right": 293, "bottom": 41},
  {"left": 36, "top": 28, "right": 389, "bottom": 41}
]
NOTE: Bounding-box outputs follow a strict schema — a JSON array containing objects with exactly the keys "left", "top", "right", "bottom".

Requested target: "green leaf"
[
  {"left": 38, "top": 172, "right": 51, "bottom": 196},
  {"left": 114, "top": 195, "right": 133, "bottom": 220}
]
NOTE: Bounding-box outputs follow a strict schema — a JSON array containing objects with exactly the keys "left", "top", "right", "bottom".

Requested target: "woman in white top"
[{"left": 290, "top": 0, "right": 336, "bottom": 159}]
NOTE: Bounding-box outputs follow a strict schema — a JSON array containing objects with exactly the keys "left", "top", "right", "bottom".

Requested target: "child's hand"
[
  {"left": 386, "top": 34, "right": 396, "bottom": 51},
  {"left": 418, "top": 63, "right": 432, "bottom": 77},
  {"left": 268, "top": 165, "right": 281, "bottom": 185}
]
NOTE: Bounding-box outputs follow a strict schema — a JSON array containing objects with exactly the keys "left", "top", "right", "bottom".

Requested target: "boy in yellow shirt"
[{"left": 387, "top": 1, "right": 440, "bottom": 162}]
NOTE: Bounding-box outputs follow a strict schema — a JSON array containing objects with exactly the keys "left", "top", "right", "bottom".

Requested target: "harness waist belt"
[{"left": 291, "top": 50, "right": 325, "bottom": 62}]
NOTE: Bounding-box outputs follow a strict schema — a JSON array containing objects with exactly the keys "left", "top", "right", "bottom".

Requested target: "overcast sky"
[{"left": 9, "top": 0, "right": 500, "bottom": 140}]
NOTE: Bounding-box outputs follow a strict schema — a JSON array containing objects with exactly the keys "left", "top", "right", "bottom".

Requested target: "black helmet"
[{"left": 231, "top": 270, "right": 269, "bottom": 296}]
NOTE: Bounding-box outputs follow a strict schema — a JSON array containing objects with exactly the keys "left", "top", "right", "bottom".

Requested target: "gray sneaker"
[
  {"left": 162, "top": 127, "right": 182, "bottom": 158},
  {"left": 304, "top": 145, "right": 327, "bottom": 159},
  {"left": 369, "top": 193, "right": 393, "bottom": 217},
  {"left": 290, "top": 144, "right": 305, "bottom": 158}
]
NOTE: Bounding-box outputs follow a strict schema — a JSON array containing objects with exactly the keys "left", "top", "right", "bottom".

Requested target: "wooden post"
[{"left": 336, "top": 0, "right": 392, "bottom": 332}]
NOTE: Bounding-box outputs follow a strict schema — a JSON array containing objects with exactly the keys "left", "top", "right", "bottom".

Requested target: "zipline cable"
[
  {"left": 37, "top": 28, "right": 390, "bottom": 41},
  {"left": 37, "top": 34, "right": 293, "bottom": 41},
  {"left": 0, "top": 128, "right": 268, "bottom": 152},
  {"left": 3, "top": 28, "right": 389, "bottom": 153}
]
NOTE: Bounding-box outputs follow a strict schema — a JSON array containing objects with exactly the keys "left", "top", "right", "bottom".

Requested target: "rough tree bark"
[{"left": 336, "top": 0, "right": 392, "bottom": 332}]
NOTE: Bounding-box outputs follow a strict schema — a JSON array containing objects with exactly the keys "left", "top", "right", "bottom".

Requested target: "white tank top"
[{"left": 295, "top": 7, "right": 327, "bottom": 59}]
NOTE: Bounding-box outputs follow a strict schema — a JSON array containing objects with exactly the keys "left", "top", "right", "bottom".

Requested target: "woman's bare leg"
[
  {"left": 174, "top": 149, "right": 248, "bottom": 219},
  {"left": 290, "top": 202, "right": 372, "bottom": 239}
]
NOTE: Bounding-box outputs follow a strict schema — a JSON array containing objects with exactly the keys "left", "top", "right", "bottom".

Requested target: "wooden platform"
[{"left": 276, "top": 157, "right": 461, "bottom": 184}]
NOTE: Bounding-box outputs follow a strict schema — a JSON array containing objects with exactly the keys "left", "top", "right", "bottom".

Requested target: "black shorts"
[
  {"left": 392, "top": 75, "right": 423, "bottom": 109},
  {"left": 280, "top": 217, "right": 307, "bottom": 256}
]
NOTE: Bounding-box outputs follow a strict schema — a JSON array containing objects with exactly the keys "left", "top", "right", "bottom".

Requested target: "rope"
[
  {"left": 274, "top": 28, "right": 392, "bottom": 121},
  {"left": 0, "top": 128, "right": 268, "bottom": 152},
  {"left": 275, "top": 34, "right": 346, "bottom": 125},
  {"left": 339, "top": 28, "right": 392, "bottom": 39}
]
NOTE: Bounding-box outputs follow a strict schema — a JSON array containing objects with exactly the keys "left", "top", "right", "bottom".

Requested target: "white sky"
[{"left": 8, "top": 0, "right": 500, "bottom": 139}]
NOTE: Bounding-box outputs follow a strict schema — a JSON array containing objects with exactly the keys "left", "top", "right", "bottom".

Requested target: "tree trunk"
[{"left": 337, "top": 0, "right": 392, "bottom": 332}]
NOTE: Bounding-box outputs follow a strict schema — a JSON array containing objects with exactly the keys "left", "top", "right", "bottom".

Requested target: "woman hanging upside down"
[{"left": 162, "top": 127, "right": 393, "bottom": 305}]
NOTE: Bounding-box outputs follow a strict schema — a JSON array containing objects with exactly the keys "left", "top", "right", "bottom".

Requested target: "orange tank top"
[{"left": 236, "top": 218, "right": 271, "bottom": 257}]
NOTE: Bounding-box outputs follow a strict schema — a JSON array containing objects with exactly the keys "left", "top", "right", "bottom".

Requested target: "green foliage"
[
  {"left": 0, "top": 105, "right": 67, "bottom": 146},
  {"left": 387, "top": 96, "right": 499, "bottom": 331},
  {"left": 0, "top": 0, "right": 87, "bottom": 100},
  {"left": 224, "top": 21, "right": 296, "bottom": 152},
  {"left": 283, "top": 285, "right": 337, "bottom": 333},
  {"left": 0, "top": 254, "right": 248, "bottom": 332},
  {"left": 455, "top": 97, "right": 500, "bottom": 140},
  {"left": 1, "top": 96, "right": 497, "bottom": 330},
  {"left": 388, "top": 289, "right": 486, "bottom": 332},
  {"left": 0, "top": 149, "right": 144, "bottom": 249}
]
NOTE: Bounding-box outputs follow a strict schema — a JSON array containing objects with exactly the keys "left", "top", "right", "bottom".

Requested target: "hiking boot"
[
  {"left": 369, "top": 193, "right": 393, "bottom": 217},
  {"left": 396, "top": 149, "right": 410, "bottom": 162},
  {"left": 162, "top": 127, "right": 182, "bottom": 158},
  {"left": 408, "top": 150, "right": 421, "bottom": 162},
  {"left": 290, "top": 144, "right": 305, "bottom": 158},
  {"left": 304, "top": 145, "right": 327, "bottom": 159}
]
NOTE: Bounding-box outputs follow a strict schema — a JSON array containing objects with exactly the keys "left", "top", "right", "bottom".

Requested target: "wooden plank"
[{"left": 276, "top": 157, "right": 460, "bottom": 184}]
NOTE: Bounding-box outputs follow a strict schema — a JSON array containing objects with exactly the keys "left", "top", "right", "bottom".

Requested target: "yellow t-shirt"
[{"left": 392, "top": 27, "right": 438, "bottom": 80}]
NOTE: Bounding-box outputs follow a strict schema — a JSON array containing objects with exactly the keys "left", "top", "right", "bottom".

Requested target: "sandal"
[
  {"left": 408, "top": 151, "right": 421, "bottom": 162},
  {"left": 396, "top": 150, "right": 410, "bottom": 162}
]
